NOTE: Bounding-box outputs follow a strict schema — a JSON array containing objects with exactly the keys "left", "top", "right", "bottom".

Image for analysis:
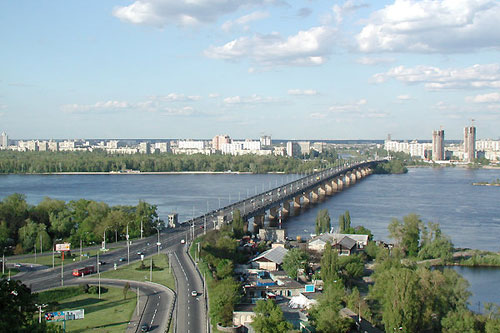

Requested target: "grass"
[
  {"left": 1, "top": 268, "right": 19, "bottom": 278},
  {"left": 99, "top": 253, "right": 175, "bottom": 290},
  {"left": 37, "top": 286, "right": 137, "bottom": 333},
  {"left": 15, "top": 247, "right": 120, "bottom": 267}
]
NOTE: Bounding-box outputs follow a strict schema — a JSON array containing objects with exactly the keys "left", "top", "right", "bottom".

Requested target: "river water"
[{"left": 1, "top": 167, "right": 499, "bottom": 308}]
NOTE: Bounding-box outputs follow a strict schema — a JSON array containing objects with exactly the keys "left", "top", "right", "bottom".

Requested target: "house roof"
[
  {"left": 337, "top": 236, "right": 356, "bottom": 249},
  {"left": 252, "top": 246, "right": 289, "bottom": 265},
  {"left": 309, "top": 233, "right": 369, "bottom": 246}
]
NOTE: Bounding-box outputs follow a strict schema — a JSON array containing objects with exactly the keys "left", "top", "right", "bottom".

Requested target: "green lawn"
[
  {"left": 1, "top": 268, "right": 19, "bottom": 278},
  {"left": 99, "top": 253, "right": 175, "bottom": 290},
  {"left": 15, "top": 247, "right": 121, "bottom": 267},
  {"left": 38, "top": 286, "right": 137, "bottom": 333}
]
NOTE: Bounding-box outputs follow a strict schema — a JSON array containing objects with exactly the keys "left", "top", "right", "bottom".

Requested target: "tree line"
[
  {"left": 0, "top": 150, "right": 338, "bottom": 174},
  {"left": 0, "top": 193, "right": 159, "bottom": 255}
]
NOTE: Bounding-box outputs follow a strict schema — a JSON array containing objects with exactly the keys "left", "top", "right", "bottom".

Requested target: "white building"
[
  {"left": 212, "top": 135, "right": 231, "bottom": 150},
  {"left": 154, "top": 142, "right": 170, "bottom": 153},
  {"left": 178, "top": 140, "right": 205, "bottom": 150},
  {"left": 260, "top": 135, "right": 271, "bottom": 147},
  {"left": 384, "top": 139, "right": 431, "bottom": 159},
  {"left": 0, "top": 132, "right": 8, "bottom": 149},
  {"left": 138, "top": 142, "right": 150, "bottom": 154},
  {"left": 221, "top": 140, "right": 261, "bottom": 155}
]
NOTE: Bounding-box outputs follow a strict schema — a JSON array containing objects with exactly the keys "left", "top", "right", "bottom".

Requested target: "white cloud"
[
  {"left": 310, "top": 112, "right": 327, "bottom": 119},
  {"left": 373, "top": 63, "right": 500, "bottom": 90},
  {"left": 61, "top": 93, "right": 203, "bottom": 115},
  {"left": 61, "top": 100, "right": 130, "bottom": 113},
  {"left": 288, "top": 89, "right": 318, "bottom": 96},
  {"left": 357, "top": 0, "right": 500, "bottom": 53},
  {"left": 466, "top": 92, "right": 500, "bottom": 103},
  {"left": 333, "top": 0, "right": 369, "bottom": 24},
  {"left": 356, "top": 56, "right": 395, "bottom": 65},
  {"left": 328, "top": 99, "right": 375, "bottom": 114},
  {"left": 221, "top": 11, "right": 269, "bottom": 32},
  {"left": 223, "top": 94, "right": 279, "bottom": 105},
  {"left": 208, "top": 93, "right": 220, "bottom": 98},
  {"left": 204, "top": 26, "right": 337, "bottom": 68},
  {"left": 433, "top": 101, "right": 457, "bottom": 111},
  {"left": 397, "top": 94, "right": 412, "bottom": 100},
  {"left": 154, "top": 93, "right": 201, "bottom": 102},
  {"left": 113, "top": 0, "right": 274, "bottom": 28}
]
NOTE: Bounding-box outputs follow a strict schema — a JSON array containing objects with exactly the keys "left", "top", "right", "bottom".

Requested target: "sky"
[{"left": 1, "top": 0, "right": 500, "bottom": 141}]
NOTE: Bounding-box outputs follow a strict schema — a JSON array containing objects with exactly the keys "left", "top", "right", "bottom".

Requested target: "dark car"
[
  {"left": 119, "top": 257, "right": 126, "bottom": 262},
  {"left": 140, "top": 323, "right": 149, "bottom": 332},
  {"left": 98, "top": 261, "right": 106, "bottom": 265}
]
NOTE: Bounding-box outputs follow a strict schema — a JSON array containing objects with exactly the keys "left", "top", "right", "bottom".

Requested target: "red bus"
[{"left": 72, "top": 265, "right": 95, "bottom": 277}]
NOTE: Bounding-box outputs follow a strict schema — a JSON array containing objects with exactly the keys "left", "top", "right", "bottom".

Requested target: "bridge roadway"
[
  {"left": 15, "top": 160, "right": 382, "bottom": 332},
  {"left": 185, "top": 160, "right": 382, "bottom": 230}
]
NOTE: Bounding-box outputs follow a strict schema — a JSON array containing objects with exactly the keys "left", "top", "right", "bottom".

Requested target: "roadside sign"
[
  {"left": 45, "top": 311, "right": 65, "bottom": 322},
  {"left": 55, "top": 243, "right": 71, "bottom": 252},
  {"left": 65, "top": 309, "right": 84, "bottom": 320},
  {"left": 45, "top": 309, "right": 84, "bottom": 322}
]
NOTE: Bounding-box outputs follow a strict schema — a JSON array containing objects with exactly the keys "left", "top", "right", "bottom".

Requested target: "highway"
[
  {"left": 66, "top": 277, "right": 174, "bottom": 333},
  {"left": 170, "top": 243, "right": 206, "bottom": 333},
  {"left": 13, "top": 161, "right": 381, "bottom": 332}
]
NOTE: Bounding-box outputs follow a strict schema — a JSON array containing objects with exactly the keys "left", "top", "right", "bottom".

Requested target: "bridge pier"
[
  {"left": 310, "top": 189, "right": 319, "bottom": 203},
  {"left": 253, "top": 214, "right": 265, "bottom": 234},
  {"left": 355, "top": 169, "right": 362, "bottom": 180},
  {"left": 293, "top": 196, "right": 301, "bottom": 209},
  {"left": 325, "top": 182, "right": 333, "bottom": 195},
  {"left": 282, "top": 201, "right": 290, "bottom": 218},
  {"left": 302, "top": 192, "right": 310, "bottom": 206},
  {"left": 344, "top": 173, "right": 351, "bottom": 186},
  {"left": 269, "top": 206, "right": 279, "bottom": 221},
  {"left": 318, "top": 184, "right": 327, "bottom": 198}
]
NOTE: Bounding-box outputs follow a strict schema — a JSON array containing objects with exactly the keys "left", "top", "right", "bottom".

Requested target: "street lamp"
[
  {"left": 126, "top": 221, "right": 131, "bottom": 265},
  {"left": 154, "top": 219, "right": 161, "bottom": 256}
]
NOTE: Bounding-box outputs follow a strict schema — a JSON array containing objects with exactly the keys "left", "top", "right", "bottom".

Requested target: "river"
[{"left": 1, "top": 167, "right": 499, "bottom": 309}]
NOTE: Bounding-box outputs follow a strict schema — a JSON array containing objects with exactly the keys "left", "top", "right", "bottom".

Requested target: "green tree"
[
  {"left": 320, "top": 242, "right": 341, "bottom": 284},
  {"left": 338, "top": 214, "right": 346, "bottom": 233},
  {"left": 250, "top": 299, "right": 292, "bottom": 333},
  {"left": 315, "top": 209, "right": 331, "bottom": 235},
  {"left": 441, "top": 308, "right": 480, "bottom": 333},
  {"left": 123, "top": 282, "right": 130, "bottom": 300},
  {"left": 309, "top": 283, "right": 352, "bottom": 333},
  {"left": 282, "top": 248, "right": 309, "bottom": 280},
  {"left": 210, "top": 278, "right": 240, "bottom": 326},
  {"left": 388, "top": 214, "right": 422, "bottom": 257},
  {"left": 0, "top": 278, "right": 37, "bottom": 331},
  {"left": 231, "top": 209, "right": 245, "bottom": 238},
  {"left": 344, "top": 210, "right": 351, "bottom": 230},
  {"left": 370, "top": 267, "right": 423, "bottom": 333}
]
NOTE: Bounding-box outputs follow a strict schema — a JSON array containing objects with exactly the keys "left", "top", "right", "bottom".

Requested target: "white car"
[
  {"left": 181, "top": 239, "right": 185, "bottom": 244},
  {"left": 191, "top": 290, "right": 197, "bottom": 297}
]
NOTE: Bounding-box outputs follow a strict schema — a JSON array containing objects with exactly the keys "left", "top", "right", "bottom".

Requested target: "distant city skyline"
[{"left": 1, "top": 1, "right": 500, "bottom": 140}]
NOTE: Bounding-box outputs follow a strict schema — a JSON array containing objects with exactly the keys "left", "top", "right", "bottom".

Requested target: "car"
[
  {"left": 14, "top": 263, "right": 22, "bottom": 268},
  {"left": 140, "top": 323, "right": 149, "bottom": 332},
  {"left": 119, "top": 257, "right": 126, "bottom": 262},
  {"left": 191, "top": 290, "right": 197, "bottom": 297},
  {"left": 137, "top": 251, "right": 144, "bottom": 255},
  {"left": 181, "top": 239, "right": 185, "bottom": 244},
  {"left": 98, "top": 261, "right": 106, "bottom": 265}
]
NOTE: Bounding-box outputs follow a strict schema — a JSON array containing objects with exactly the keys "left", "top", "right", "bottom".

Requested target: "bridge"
[{"left": 185, "top": 160, "right": 386, "bottom": 236}]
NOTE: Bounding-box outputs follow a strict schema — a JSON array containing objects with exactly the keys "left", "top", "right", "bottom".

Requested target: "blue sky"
[{"left": 1, "top": 0, "right": 499, "bottom": 140}]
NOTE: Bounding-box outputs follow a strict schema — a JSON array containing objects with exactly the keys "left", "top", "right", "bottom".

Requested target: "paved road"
[
  {"left": 65, "top": 277, "right": 174, "bottom": 333},
  {"left": 170, "top": 242, "right": 206, "bottom": 333}
]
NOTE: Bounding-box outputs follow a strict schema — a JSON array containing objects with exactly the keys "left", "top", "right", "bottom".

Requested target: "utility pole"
[
  {"left": 2, "top": 252, "right": 4, "bottom": 275},
  {"left": 40, "top": 234, "right": 43, "bottom": 255},
  {"left": 150, "top": 257, "right": 153, "bottom": 282},
  {"left": 34, "top": 240, "right": 37, "bottom": 264},
  {"left": 61, "top": 252, "right": 64, "bottom": 286},
  {"left": 97, "top": 251, "right": 101, "bottom": 299},
  {"left": 140, "top": 217, "right": 143, "bottom": 240},
  {"left": 52, "top": 243, "right": 55, "bottom": 269},
  {"left": 204, "top": 216, "right": 207, "bottom": 235},
  {"left": 127, "top": 222, "right": 130, "bottom": 265},
  {"left": 80, "top": 237, "right": 82, "bottom": 262}
]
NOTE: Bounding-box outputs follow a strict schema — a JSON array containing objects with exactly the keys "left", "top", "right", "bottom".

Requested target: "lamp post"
[
  {"left": 140, "top": 217, "right": 143, "bottom": 240},
  {"left": 126, "top": 222, "right": 130, "bottom": 265}
]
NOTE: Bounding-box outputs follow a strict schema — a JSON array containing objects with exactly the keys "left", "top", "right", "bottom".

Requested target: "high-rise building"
[
  {"left": 432, "top": 129, "right": 445, "bottom": 161},
  {"left": 464, "top": 126, "right": 476, "bottom": 162},
  {"left": 260, "top": 135, "right": 271, "bottom": 147},
  {"left": 212, "top": 135, "right": 231, "bottom": 150},
  {"left": 1, "top": 132, "right": 8, "bottom": 148}
]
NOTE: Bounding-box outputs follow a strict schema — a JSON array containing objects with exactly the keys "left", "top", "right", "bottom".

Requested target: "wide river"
[{"left": 1, "top": 167, "right": 499, "bottom": 309}]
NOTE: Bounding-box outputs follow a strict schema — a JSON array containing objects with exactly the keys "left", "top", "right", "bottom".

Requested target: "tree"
[
  {"left": 210, "top": 278, "right": 240, "bottom": 326},
  {"left": 0, "top": 278, "right": 37, "bottom": 331},
  {"left": 370, "top": 267, "right": 423, "bottom": 333},
  {"left": 282, "top": 248, "right": 309, "bottom": 280},
  {"left": 231, "top": 209, "right": 245, "bottom": 239},
  {"left": 320, "top": 242, "right": 341, "bottom": 284},
  {"left": 338, "top": 214, "right": 346, "bottom": 233},
  {"left": 388, "top": 214, "right": 422, "bottom": 257},
  {"left": 344, "top": 210, "right": 351, "bottom": 230},
  {"left": 309, "top": 283, "right": 352, "bottom": 333},
  {"left": 315, "top": 209, "right": 331, "bottom": 235},
  {"left": 250, "top": 299, "right": 292, "bottom": 333},
  {"left": 123, "top": 282, "right": 130, "bottom": 300}
]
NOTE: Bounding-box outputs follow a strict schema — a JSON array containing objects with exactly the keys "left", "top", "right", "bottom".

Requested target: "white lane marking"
[
  {"left": 174, "top": 252, "right": 188, "bottom": 281},
  {"left": 150, "top": 308, "right": 158, "bottom": 325}
]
